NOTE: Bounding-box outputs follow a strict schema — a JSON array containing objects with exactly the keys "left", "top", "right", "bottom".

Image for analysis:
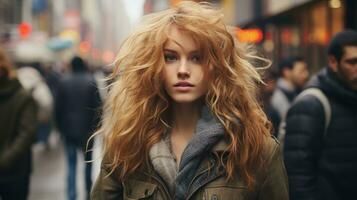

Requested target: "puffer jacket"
[
  {"left": 0, "top": 78, "right": 38, "bottom": 182},
  {"left": 283, "top": 68, "right": 357, "bottom": 200},
  {"left": 91, "top": 136, "right": 288, "bottom": 200}
]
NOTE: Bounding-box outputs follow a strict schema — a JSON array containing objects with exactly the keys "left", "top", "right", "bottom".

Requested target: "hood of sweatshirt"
[{"left": 306, "top": 67, "right": 357, "bottom": 107}]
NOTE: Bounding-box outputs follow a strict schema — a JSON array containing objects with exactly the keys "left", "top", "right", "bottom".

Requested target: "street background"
[{"left": 0, "top": 0, "right": 356, "bottom": 200}]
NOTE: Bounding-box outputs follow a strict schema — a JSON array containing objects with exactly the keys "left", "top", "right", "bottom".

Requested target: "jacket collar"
[{"left": 306, "top": 68, "right": 357, "bottom": 107}]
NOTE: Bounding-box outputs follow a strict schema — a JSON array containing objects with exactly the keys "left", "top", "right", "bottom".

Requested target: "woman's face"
[{"left": 162, "top": 25, "right": 210, "bottom": 104}]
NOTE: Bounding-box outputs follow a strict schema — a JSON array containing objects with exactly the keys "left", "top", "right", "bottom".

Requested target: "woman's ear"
[{"left": 328, "top": 55, "right": 338, "bottom": 73}]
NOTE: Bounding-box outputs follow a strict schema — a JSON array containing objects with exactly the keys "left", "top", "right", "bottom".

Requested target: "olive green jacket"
[
  {"left": 91, "top": 137, "right": 288, "bottom": 200},
  {"left": 0, "top": 78, "right": 38, "bottom": 181}
]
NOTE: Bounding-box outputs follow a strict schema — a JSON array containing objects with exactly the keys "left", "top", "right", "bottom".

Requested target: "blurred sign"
[
  {"left": 102, "top": 50, "right": 115, "bottom": 64},
  {"left": 79, "top": 41, "right": 91, "bottom": 54},
  {"left": 264, "top": 0, "right": 311, "bottom": 16},
  {"left": 18, "top": 22, "right": 32, "bottom": 39},
  {"left": 59, "top": 29, "right": 80, "bottom": 42},
  {"left": 170, "top": 0, "right": 182, "bottom": 5},
  {"left": 32, "top": 0, "right": 47, "bottom": 14},
  {"left": 236, "top": 28, "right": 263, "bottom": 43},
  {"left": 64, "top": 10, "right": 80, "bottom": 30}
]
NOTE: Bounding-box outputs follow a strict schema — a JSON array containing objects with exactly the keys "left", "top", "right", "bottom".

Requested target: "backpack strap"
[{"left": 294, "top": 88, "right": 331, "bottom": 135}]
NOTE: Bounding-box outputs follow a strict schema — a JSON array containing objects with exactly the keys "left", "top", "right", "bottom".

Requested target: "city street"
[
  {"left": 28, "top": 132, "right": 102, "bottom": 200},
  {"left": 1, "top": 0, "right": 357, "bottom": 200}
]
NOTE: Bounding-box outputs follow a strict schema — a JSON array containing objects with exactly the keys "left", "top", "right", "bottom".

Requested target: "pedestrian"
[
  {"left": 55, "top": 56, "right": 101, "bottom": 200},
  {"left": 271, "top": 56, "right": 309, "bottom": 119},
  {"left": 283, "top": 30, "right": 357, "bottom": 199},
  {"left": 260, "top": 68, "right": 281, "bottom": 137},
  {"left": 17, "top": 63, "right": 54, "bottom": 150},
  {"left": 91, "top": 2, "right": 288, "bottom": 200},
  {"left": 0, "top": 47, "right": 38, "bottom": 200}
]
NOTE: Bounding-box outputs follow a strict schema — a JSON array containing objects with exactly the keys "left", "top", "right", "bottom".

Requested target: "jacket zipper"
[{"left": 185, "top": 157, "right": 223, "bottom": 200}]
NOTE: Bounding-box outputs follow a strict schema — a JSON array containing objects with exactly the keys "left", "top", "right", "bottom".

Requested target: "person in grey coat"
[{"left": 271, "top": 56, "right": 309, "bottom": 120}]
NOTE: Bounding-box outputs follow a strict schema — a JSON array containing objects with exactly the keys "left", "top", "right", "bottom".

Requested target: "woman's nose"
[{"left": 177, "top": 60, "right": 190, "bottom": 79}]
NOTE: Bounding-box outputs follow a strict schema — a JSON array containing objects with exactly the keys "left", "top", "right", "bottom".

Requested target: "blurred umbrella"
[{"left": 46, "top": 37, "right": 73, "bottom": 51}]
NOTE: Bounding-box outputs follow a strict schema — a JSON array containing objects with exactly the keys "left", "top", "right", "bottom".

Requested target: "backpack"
[{"left": 278, "top": 88, "right": 331, "bottom": 146}]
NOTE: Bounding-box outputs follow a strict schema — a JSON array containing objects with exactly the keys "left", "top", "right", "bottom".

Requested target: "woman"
[
  {"left": 91, "top": 2, "right": 288, "bottom": 200},
  {"left": 0, "top": 47, "right": 38, "bottom": 199}
]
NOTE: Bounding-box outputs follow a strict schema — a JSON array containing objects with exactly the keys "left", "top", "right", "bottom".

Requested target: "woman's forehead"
[{"left": 164, "top": 25, "right": 203, "bottom": 53}]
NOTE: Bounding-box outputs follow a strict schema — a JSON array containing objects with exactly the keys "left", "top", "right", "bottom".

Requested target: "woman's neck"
[
  {"left": 170, "top": 102, "right": 201, "bottom": 137},
  {"left": 169, "top": 102, "right": 202, "bottom": 165}
]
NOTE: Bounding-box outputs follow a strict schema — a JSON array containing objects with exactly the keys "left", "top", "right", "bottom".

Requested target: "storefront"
[{"left": 241, "top": 0, "right": 355, "bottom": 73}]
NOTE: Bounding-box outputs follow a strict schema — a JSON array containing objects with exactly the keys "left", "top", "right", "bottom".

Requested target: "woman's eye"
[
  {"left": 191, "top": 55, "right": 201, "bottom": 63},
  {"left": 164, "top": 54, "right": 177, "bottom": 62}
]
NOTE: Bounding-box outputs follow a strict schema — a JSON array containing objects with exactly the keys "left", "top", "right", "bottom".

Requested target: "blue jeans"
[
  {"left": 37, "top": 121, "right": 52, "bottom": 145},
  {"left": 65, "top": 141, "right": 93, "bottom": 200}
]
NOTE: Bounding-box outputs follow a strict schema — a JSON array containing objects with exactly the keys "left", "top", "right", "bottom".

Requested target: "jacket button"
[{"left": 211, "top": 194, "right": 218, "bottom": 200}]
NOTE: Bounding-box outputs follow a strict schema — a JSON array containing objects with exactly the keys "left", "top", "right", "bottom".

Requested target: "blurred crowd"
[
  {"left": 1, "top": 29, "right": 357, "bottom": 200},
  {"left": 0, "top": 48, "right": 108, "bottom": 200}
]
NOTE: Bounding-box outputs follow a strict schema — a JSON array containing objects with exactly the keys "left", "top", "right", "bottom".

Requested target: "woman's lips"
[
  {"left": 174, "top": 81, "right": 194, "bottom": 87},
  {"left": 174, "top": 81, "right": 194, "bottom": 92}
]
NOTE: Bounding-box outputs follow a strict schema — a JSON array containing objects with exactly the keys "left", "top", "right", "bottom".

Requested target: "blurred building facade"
[
  {"left": 2, "top": 0, "right": 355, "bottom": 70},
  {"left": 0, "top": 0, "right": 23, "bottom": 26},
  {"left": 0, "top": 0, "right": 132, "bottom": 66},
  {"left": 144, "top": 0, "right": 356, "bottom": 73},
  {"left": 236, "top": 0, "right": 356, "bottom": 72},
  {"left": 144, "top": 0, "right": 234, "bottom": 24}
]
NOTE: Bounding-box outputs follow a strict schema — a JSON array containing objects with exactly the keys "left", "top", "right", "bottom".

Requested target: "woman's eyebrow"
[
  {"left": 164, "top": 49, "right": 200, "bottom": 55},
  {"left": 167, "top": 39, "right": 199, "bottom": 54},
  {"left": 163, "top": 49, "right": 177, "bottom": 53}
]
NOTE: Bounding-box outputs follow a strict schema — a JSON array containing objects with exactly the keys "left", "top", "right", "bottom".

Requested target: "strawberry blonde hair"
[{"left": 98, "top": 1, "right": 271, "bottom": 189}]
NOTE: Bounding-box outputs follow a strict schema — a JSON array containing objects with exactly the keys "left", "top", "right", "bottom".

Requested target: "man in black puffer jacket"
[{"left": 284, "top": 30, "right": 357, "bottom": 200}]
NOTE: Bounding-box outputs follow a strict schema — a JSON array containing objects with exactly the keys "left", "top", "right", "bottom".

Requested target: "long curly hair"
[{"left": 99, "top": 1, "right": 271, "bottom": 189}]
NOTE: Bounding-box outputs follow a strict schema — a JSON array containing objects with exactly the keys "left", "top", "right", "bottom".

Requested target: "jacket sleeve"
[
  {"left": 258, "top": 137, "right": 289, "bottom": 200},
  {"left": 283, "top": 96, "right": 325, "bottom": 200},
  {"left": 0, "top": 97, "right": 38, "bottom": 169},
  {"left": 54, "top": 80, "right": 65, "bottom": 134},
  {"left": 91, "top": 156, "right": 123, "bottom": 200}
]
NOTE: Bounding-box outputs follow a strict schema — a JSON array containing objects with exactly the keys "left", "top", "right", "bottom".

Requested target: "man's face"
[
  {"left": 290, "top": 61, "right": 309, "bottom": 89},
  {"left": 329, "top": 46, "right": 357, "bottom": 91}
]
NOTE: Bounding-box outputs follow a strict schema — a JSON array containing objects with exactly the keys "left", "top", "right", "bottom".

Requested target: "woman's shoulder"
[
  {"left": 261, "top": 135, "right": 281, "bottom": 163},
  {"left": 212, "top": 135, "right": 280, "bottom": 155},
  {"left": 100, "top": 153, "right": 120, "bottom": 174},
  {"left": 264, "top": 135, "right": 280, "bottom": 150}
]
